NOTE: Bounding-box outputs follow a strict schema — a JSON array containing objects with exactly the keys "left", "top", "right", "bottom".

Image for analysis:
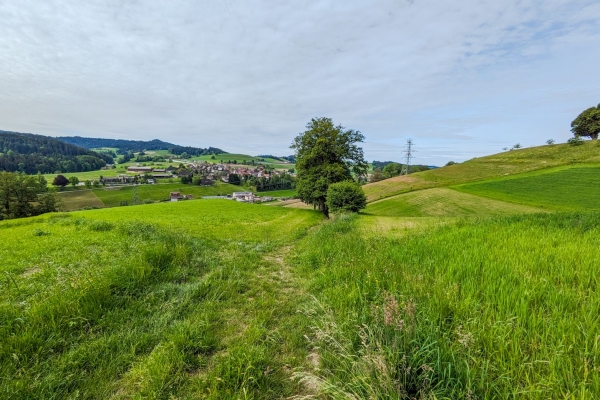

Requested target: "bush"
[
  {"left": 568, "top": 135, "right": 584, "bottom": 146},
  {"left": 326, "top": 181, "right": 367, "bottom": 213},
  {"left": 445, "top": 161, "right": 456, "bottom": 166}
]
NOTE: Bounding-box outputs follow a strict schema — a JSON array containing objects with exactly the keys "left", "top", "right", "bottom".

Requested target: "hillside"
[
  {"left": 2, "top": 141, "right": 600, "bottom": 398},
  {"left": 0, "top": 130, "right": 113, "bottom": 174},
  {"left": 57, "top": 136, "right": 225, "bottom": 157},
  {"left": 363, "top": 141, "right": 600, "bottom": 201}
]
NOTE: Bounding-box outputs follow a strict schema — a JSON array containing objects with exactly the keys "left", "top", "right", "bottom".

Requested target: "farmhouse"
[
  {"left": 170, "top": 192, "right": 183, "bottom": 202},
  {"left": 127, "top": 166, "right": 152, "bottom": 173},
  {"left": 150, "top": 173, "right": 173, "bottom": 179},
  {"left": 232, "top": 191, "right": 255, "bottom": 202},
  {"left": 102, "top": 174, "right": 134, "bottom": 184}
]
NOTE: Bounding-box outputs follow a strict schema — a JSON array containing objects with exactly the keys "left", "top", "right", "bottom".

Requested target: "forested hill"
[
  {"left": 57, "top": 136, "right": 226, "bottom": 157},
  {"left": 0, "top": 130, "right": 113, "bottom": 174}
]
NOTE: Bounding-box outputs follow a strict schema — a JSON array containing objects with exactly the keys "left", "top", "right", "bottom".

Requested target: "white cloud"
[{"left": 0, "top": 0, "right": 598, "bottom": 164}]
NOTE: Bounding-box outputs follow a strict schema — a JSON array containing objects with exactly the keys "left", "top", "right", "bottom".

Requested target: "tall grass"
[
  {"left": 0, "top": 203, "right": 322, "bottom": 399},
  {"left": 291, "top": 213, "right": 600, "bottom": 398}
]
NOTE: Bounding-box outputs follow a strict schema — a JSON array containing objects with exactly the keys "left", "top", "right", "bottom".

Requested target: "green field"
[
  {"left": 454, "top": 165, "right": 600, "bottom": 211},
  {"left": 92, "top": 182, "right": 243, "bottom": 207},
  {"left": 290, "top": 212, "right": 600, "bottom": 398},
  {"left": 258, "top": 189, "right": 297, "bottom": 198},
  {"left": 366, "top": 187, "right": 542, "bottom": 217},
  {"left": 363, "top": 141, "right": 600, "bottom": 202},
  {"left": 3, "top": 142, "right": 600, "bottom": 398}
]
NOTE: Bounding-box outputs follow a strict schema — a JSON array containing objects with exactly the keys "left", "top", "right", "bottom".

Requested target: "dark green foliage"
[
  {"left": 0, "top": 130, "right": 113, "bottom": 173},
  {"left": 56, "top": 136, "right": 225, "bottom": 156},
  {"left": 567, "top": 135, "right": 584, "bottom": 146},
  {"left": 382, "top": 162, "right": 403, "bottom": 178},
  {"left": 445, "top": 161, "right": 457, "bottom": 166},
  {"left": 326, "top": 181, "right": 367, "bottom": 213},
  {"left": 53, "top": 174, "right": 69, "bottom": 187},
  {"left": 291, "top": 117, "right": 368, "bottom": 217},
  {"left": 369, "top": 169, "right": 385, "bottom": 183},
  {"left": 0, "top": 171, "right": 59, "bottom": 219},
  {"left": 571, "top": 103, "right": 600, "bottom": 140},
  {"left": 245, "top": 173, "right": 295, "bottom": 192},
  {"left": 228, "top": 173, "right": 241, "bottom": 185}
]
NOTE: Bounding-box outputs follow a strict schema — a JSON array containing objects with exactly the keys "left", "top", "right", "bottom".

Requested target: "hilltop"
[
  {"left": 0, "top": 130, "right": 113, "bottom": 174},
  {"left": 56, "top": 136, "right": 225, "bottom": 158},
  {"left": 363, "top": 141, "right": 600, "bottom": 201}
]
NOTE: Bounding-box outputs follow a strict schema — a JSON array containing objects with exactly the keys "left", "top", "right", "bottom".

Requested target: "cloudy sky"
[{"left": 1, "top": 1, "right": 599, "bottom": 165}]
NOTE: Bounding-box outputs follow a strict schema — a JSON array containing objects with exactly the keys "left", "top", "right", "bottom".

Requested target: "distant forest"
[
  {"left": 0, "top": 131, "right": 113, "bottom": 174},
  {"left": 57, "top": 136, "right": 226, "bottom": 157}
]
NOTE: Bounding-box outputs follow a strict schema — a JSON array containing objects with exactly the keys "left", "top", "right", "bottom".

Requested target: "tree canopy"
[
  {"left": 0, "top": 171, "right": 59, "bottom": 220},
  {"left": 0, "top": 130, "right": 113, "bottom": 174},
  {"left": 291, "top": 117, "right": 367, "bottom": 217},
  {"left": 571, "top": 104, "right": 600, "bottom": 140},
  {"left": 326, "top": 181, "right": 367, "bottom": 213}
]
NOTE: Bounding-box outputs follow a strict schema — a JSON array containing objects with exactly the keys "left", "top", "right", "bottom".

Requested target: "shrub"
[
  {"left": 326, "top": 181, "right": 367, "bottom": 213},
  {"left": 567, "top": 135, "right": 584, "bottom": 146}
]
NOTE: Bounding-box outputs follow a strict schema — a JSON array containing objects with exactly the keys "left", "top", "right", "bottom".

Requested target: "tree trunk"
[
  {"left": 592, "top": 132, "right": 598, "bottom": 140},
  {"left": 318, "top": 200, "right": 329, "bottom": 219}
]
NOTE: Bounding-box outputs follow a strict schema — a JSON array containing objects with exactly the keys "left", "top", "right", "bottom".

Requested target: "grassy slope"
[
  {"left": 363, "top": 141, "right": 600, "bottom": 202},
  {"left": 0, "top": 201, "right": 322, "bottom": 399},
  {"left": 291, "top": 213, "right": 600, "bottom": 398},
  {"left": 365, "top": 187, "right": 542, "bottom": 217},
  {"left": 92, "top": 182, "right": 243, "bottom": 207},
  {"left": 257, "top": 189, "right": 297, "bottom": 198},
  {"left": 56, "top": 182, "right": 245, "bottom": 210},
  {"left": 454, "top": 165, "right": 600, "bottom": 212}
]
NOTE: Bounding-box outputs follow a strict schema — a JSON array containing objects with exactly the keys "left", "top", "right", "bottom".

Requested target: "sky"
[{"left": 1, "top": 0, "right": 599, "bottom": 165}]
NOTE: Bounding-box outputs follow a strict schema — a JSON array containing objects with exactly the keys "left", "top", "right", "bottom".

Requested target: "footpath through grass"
[
  {"left": 0, "top": 201, "right": 322, "bottom": 399},
  {"left": 290, "top": 213, "right": 600, "bottom": 399},
  {"left": 454, "top": 165, "right": 600, "bottom": 212}
]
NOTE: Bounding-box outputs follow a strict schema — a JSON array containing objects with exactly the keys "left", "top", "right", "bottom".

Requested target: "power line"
[{"left": 401, "top": 138, "right": 415, "bottom": 175}]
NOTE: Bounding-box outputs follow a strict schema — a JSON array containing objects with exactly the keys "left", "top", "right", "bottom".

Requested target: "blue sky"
[{"left": 1, "top": 0, "right": 599, "bottom": 165}]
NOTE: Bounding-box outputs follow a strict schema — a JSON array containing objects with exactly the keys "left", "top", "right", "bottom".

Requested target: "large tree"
[
  {"left": 0, "top": 171, "right": 58, "bottom": 220},
  {"left": 291, "top": 117, "right": 368, "bottom": 218},
  {"left": 571, "top": 104, "right": 600, "bottom": 140}
]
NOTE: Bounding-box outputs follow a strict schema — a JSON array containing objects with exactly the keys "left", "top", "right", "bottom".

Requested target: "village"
[{"left": 100, "top": 160, "right": 293, "bottom": 186}]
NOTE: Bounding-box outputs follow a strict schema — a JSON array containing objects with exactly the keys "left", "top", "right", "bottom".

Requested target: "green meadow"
[
  {"left": 56, "top": 182, "right": 244, "bottom": 210},
  {"left": 454, "top": 165, "right": 600, "bottom": 211},
  {"left": 2, "top": 143, "right": 600, "bottom": 398}
]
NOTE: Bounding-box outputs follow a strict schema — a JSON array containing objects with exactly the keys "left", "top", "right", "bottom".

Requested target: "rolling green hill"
[
  {"left": 57, "top": 182, "right": 244, "bottom": 210},
  {"left": 454, "top": 165, "right": 600, "bottom": 211},
  {"left": 0, "top": 130, "right": 113, "bottom": 174},
  {"left": 3, "top": 140, "right": 600, "bottom": 398},
  {"left": 363, "top": 141, "right": 600, "bottom": 202}
]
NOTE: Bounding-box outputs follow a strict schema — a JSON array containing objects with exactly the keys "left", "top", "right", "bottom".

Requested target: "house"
[
  {"left": 170, "top": 192, "right": 183, "bottom": 202},
  {"left": 232, "top": 191, "right": 255, "bottom": 202},
  {"left": 150, "top": 173, "right": 173, "bottom": 179},
  {"left": 103, "top": 174, "right": 135, "bottom": 184},
  {"left": 200, "top": 178, "right": 214, "bottom": 186},
  {"left": 152, "top": 168, "right": 167, "bottom": 173},
  {"left": 127, "top": 166, "right": 153, "bottom": 173},
  {"left": 177, "top": 170, "right": 192, "bottom": 177}
]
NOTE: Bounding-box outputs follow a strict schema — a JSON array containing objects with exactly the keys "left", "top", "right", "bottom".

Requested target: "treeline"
[
  {"left": 256, "top": 155, "right": 296, "bottom": 163},
  {"left": 370, "top": 161, "right": 431, "bottom": 182},
  {"left": 0, "top": 171, "right": 59, "bottom": 220},
  {"left": 243, "top": 173, "right": 295, "bottom": 192},
  {"left": 0, "top": 131, "right": 113, "bottom": 174},
  {"left": 57, "top": 136, "right": 226, "bottom": 157}
]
